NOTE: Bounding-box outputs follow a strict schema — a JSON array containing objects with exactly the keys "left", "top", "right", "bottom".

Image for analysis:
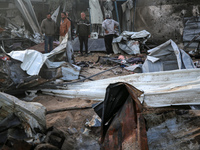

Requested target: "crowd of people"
[{"left": 41, "top": 11, "right": 119, "bottom": 56}]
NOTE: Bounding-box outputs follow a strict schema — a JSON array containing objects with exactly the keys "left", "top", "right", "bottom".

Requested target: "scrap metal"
[
  {"left": 42, "top": 68, "right": 200, "bottom": 107},
  {"left": 94, "top": 82, "right": 148, "bottom": 149},
  {"left": 0, "top": 92, "right": 46, "bottom": 148},
  {"left": 141, "top": 39, "right": 195, "bottom": 73}
]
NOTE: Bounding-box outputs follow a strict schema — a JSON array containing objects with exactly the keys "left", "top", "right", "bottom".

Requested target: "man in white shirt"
[{"left": 102, "top": 14, "right": 119, "bottom": 55}]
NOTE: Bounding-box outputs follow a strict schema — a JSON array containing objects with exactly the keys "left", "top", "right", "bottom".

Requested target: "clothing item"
[
  {"left": 76, "top": 18, "right": 90, "bottom": 36},
  {"left": 67, "top": 17, "right": 75, "bottom": 40},
  {"left": 104, "top": 34, "right": 114, "bottom": 54},
  {"left": 60, "top": 17, "right": 71, "bottom": 36},
  {"left": 44, "top": 35, "right": 54, "bottom": 53},
  {"left": 41, "top": 18, "right": 56, "bottom": 36},
  {"left": 79, "top": 35, "right": 88, "bottom": 54},
  {"left": 102, "top": 19, "right": 119, "bottom": 35}
]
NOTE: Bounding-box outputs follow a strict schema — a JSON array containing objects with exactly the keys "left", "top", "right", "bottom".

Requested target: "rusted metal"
[{"left": 100, "top": 82, "right": 148, "bottom": 150}]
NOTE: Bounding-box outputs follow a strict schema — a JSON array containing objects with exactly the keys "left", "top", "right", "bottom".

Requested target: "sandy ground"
[
  {"left": 33, "top": 94, "right": 101, "bottom": 149},
  {"left": 33, "top": 95, "right": 99, "bottom": 130},
  {"left": 32, "top": 51, "right": 136, "bottom": 149}
]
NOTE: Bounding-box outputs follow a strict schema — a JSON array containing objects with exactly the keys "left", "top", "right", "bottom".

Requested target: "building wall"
[{"left": 134, "top": 0, "right": 200, "bottom": 44}]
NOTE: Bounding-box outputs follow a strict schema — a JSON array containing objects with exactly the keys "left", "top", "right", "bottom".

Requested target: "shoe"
[{"left": 84, "top": 53, "right": 88, "bottom": 57}]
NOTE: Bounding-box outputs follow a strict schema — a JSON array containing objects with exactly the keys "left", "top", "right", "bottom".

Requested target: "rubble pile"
[{"left": 1, "top": 0, "right": 200, "bottom": 150}]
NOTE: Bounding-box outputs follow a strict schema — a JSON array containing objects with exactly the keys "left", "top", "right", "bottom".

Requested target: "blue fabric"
[{"left": 44, "top": 35, "right": 54, "bottom": 53}]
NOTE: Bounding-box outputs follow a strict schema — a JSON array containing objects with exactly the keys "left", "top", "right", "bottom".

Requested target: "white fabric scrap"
[
  {"left": 8, "top": 34, "right": 69, "bottom": 76},
  {"left": 8, "top": 50, "right": 47, "bottom": 76},
  {"left": 89, "top": 0, "right": 103, "bottom": 24}
]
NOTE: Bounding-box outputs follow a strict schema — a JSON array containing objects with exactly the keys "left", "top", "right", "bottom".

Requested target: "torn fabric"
[{"left": 89, "top": 0, "right": 103, "bottom": 24}]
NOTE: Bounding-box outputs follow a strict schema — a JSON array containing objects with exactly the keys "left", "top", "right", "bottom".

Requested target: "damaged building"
[{"left": 1, "top": 0, "right": 200, "bottom": 150}]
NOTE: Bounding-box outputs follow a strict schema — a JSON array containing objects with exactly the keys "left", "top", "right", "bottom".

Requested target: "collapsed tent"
[
  {"left": 0, "top": 34, "right": 80, "bottom": 92},
  {"left": 7, "top": 34, "right": 80, "bottom": 79},
  {"left": 141, "top": 39, "right": 195, "bottom": 73},
  {"left": 112, "top": 30, "right": 151, "bottom": 55}
]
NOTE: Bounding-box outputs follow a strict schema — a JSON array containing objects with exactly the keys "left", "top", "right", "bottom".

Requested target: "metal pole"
[
  {"left": 133, "top": 0, "right": 137, "bottom": 31},
  {"left": 88, "top": 7, "right": 92, "bottom": 33},
  {"left": 114, "top": 1, "right": 121, "bottom": 34}
]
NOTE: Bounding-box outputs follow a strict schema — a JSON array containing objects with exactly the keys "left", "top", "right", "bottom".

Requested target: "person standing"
[
  {"left": 41, "top": 12, "right": 57, "bottom": 53},
  {"left": 66, "top": 11, "right": 74, "bottom": 40},
  {"left": 102, "top": 14, "right": 119, "bottom": 55},
  {"left": 59, "top": 12, "right": 71, "bottom": 43},
  {"left": 76, "top": 12, "right": 90, "bottom": 56}
]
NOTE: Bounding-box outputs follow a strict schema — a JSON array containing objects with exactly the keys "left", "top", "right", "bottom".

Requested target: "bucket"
[{"left": 91, "top": 32, "right": 98, "bottom": 39}]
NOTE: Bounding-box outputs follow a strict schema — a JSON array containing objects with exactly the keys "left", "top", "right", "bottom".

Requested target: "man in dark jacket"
[
  {"left": 76, "top": 12, "right": 90, "bottom": 56},
  {"left": 41, "top": 12, "right": 56, "bottom": 53}
]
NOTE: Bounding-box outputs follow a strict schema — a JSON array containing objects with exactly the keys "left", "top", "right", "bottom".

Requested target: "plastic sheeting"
[
  {"left": 8, "top": 50, "right": 47, "bottom": 76},
  {"left": 89, "top": 0, "right": 103, "bottom": 24},
  {"left": 112, "top": 30, "right": 151, "bottom": 55},
  {"left": 51, "top": 6, "right": 60, "bottom": 23},
  {"left": 142, "top": 39, "right": 195, "bottom": 73},
  {"left": 7, "top": 33, "right": 80, "bottom": 81},
  {"left": 61, "top": 64, "right": 81, "bottom": 81},
  {"left": 8, "top": 34, "right": 69, "bottom": 76},
  {"left": 122, "top": 30, "right": 151, "bottom": 39},
  {"left": 42, "top": 68, "right": 200, "bottom": 107}
]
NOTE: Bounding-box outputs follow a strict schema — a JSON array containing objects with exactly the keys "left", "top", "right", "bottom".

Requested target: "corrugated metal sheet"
[
  {"left": 99, "top": 82, "right": 148, "bottom": 150},
  {"left": 183, "top": 16, "right": 200, "bottom": 48},
  {"left": 42, "top": 68, "right": 200, "bottom": 107},
  {"left": 0, "top": 92, "right": 46, "bottom": 137}
]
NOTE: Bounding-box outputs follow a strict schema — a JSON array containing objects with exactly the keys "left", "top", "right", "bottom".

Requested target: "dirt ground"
[
  {"left": 73, "top": 51, "right": 139, "bottom": 80},
  {"left": 33, "top": 94, "right": 101, "bottom": 149},
  {"left": 32, "top": 51, "right": 136, "bottom": 149}
]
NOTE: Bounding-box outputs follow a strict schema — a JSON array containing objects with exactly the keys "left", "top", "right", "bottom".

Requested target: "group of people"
[
  {"left": 41, "top": 12, "right": 71, "bottom": 53},
  {"left": 41, "top": 12, "right": 119, "bottom": 56}
]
